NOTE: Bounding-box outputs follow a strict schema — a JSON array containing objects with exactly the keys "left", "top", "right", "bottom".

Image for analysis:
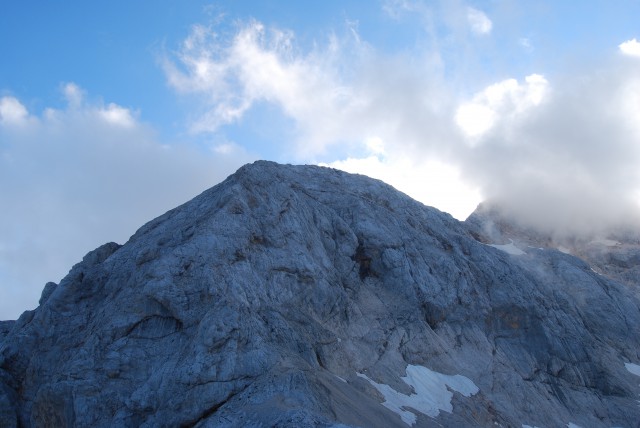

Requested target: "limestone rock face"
[{"left": 1, "top": 161, "right": 640, "bottom": 427}]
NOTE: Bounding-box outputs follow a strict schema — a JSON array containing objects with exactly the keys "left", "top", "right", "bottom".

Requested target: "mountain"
[{"left": 1, "top": 161, "right": 639, "bottom": 427}]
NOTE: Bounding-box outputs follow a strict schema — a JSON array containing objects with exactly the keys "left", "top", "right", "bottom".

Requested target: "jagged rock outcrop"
[{"left": 1, "top": 161, "right": 639, "bottom": 427}]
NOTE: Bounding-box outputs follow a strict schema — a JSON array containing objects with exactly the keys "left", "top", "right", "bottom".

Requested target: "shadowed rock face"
[{"left": 1, "top": 161, "right": 639, "bottom": 427}]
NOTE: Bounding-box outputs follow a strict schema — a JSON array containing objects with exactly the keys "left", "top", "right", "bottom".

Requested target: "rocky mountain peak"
[{"left": 1, "top": 161, "right": 639, "bottom": 427}]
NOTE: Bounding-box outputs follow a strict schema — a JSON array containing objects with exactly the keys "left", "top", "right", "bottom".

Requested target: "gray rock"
[
  {"left": 38, "top": 282, "right": 57, "bottom": 306},
  {"left": 1, "top": 161, "right": 639, "bottom": 427},
  {"left": 0, "top": 321, "right": 14, "bottom": 341}
]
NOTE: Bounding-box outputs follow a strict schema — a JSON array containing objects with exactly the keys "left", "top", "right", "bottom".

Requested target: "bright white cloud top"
[
  {"left": 467, "top": 7, "right": 492, "bottom": 35},
  {"left": 619, "top": 38, "right": 640, "bottom": 57},
  {"left": 323, "top": 151, "right": 481, "bottom": 221},
  {"left": 0, "top": 97, "right": 30, "bottom": 127},
  {"left": 455, "top": 74, "right": 548, "bottom": 139},
  {"left": 1, "top": 1, "right": 640, "bottom": 319}
]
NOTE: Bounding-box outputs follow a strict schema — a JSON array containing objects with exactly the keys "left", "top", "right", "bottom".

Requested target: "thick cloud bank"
[{"left": 462, "top": 66, "right": 640, "bottom": 236}]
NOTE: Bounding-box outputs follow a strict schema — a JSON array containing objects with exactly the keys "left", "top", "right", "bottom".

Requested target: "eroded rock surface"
[{"left": 1, "top": 161, "right": 639, "bottom": 427}]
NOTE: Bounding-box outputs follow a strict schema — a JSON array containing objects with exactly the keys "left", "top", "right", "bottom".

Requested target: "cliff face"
[{"left": 1, "top": 161, "right": 639, "bottom": 427}]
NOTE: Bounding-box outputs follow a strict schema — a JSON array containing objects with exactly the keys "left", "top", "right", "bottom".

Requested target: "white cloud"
[
  {"left": 619, "top": 78, "right": 640, "bottom": 132},
  {"left": 99, "top": 103, "right": 136, "bottom": 128},
  {"left": 0, "top": 85, "right": 254, "bottom": 319},
  {"left": 322, "top": 139, "right": 482, "bottom": 221},
  {"left": 382, "top": 0, "right": 428, "bottom": 20},
  {"left": 62, "top": 82, "right": 85, "bottom": 108},
  {"left": 455, "top": 103, "right": 496, "bottom": 138},
  {"left": 365, "top": 136, "right": 386, "bottom": 155},
  {"left": 455, "top": 74, "right": 549, "bottom": 139},
  {"left": 0, "top": 96, "right": 30, "bottom": 127},
  {"left": 619, "top": 38, "right": 640, "bottom": 57},
  {"left": 519, "top": 37, "right": 533, "bottom": 52},
  {"left": 212, "top": 141, "right": 243, "bottom": 155},
  {"left": 467, "top": 7, "right": 492, "bottom": 35}
]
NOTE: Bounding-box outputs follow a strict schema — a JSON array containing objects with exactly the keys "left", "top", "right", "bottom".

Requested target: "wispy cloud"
[
  {"left": 162, "top": 20, "right": 368, "bottom": 155},
  {"left": 467, "top": 7, "right": 492, "bottom": 35},
  {"left": 518, "top": 37, "right": 533, "bottom": 52}
]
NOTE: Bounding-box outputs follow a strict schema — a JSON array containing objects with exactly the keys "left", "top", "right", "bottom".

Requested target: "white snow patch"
[
  {"left": 625, "top": 362, "right": 640, "bottom": 376},
  {"left": 558, "top": 246, "right": 572, "bottom": 254},
  {"left": 589, "top": 238, "right": 621, "bottom": 247},
  {"left": 522, "top": 425, "right": 541, "bottom": 428},
  {"left": 567, "top": 423, "right": 583, "bottom": 428},
  {"left": 357, "top": 365, "right": 479, "bottom": 426},
  {"left": 488, "top": 239, "right": 525, "bottom": 256},
  {"left": 335, "top": 375, "right": 347, "bottom": 383}
]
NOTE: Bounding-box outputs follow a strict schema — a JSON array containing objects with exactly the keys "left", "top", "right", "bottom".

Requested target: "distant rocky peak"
[{"left": 466, "top": 201, "right": 640, "bottom": 287}]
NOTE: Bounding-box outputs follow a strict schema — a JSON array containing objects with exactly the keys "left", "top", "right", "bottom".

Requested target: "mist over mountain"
[
  {"left": 454, "top": 64, "right": 640, "bottom": 240},
  {"left": 466, "top": 202, "right": 640, "bottom": 290},
  {"left": 1, "top": 161, "right": 639, "bottom": 427}
]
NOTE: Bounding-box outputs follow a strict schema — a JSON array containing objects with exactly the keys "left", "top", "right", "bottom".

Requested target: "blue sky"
[
  {"left": 2, "top": 0, "right": 640, "bottom": 319},
  {"left": 4, "top": 1, "right": 638, "bottom": 150}
]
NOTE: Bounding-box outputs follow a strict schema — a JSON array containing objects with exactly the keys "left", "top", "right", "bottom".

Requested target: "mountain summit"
[{"left": 1, "top": 161, "right": 639, "bottom": 427}]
